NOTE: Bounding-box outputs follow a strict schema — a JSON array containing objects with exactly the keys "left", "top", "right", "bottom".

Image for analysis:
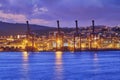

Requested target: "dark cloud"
[{"left": 0, "top": 0, "right": 120, "bottom": 27}]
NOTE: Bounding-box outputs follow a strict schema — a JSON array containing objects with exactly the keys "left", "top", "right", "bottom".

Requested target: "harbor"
[
  {"left": 0, "top": 0, "right": 120, "bottom": 80},
  {"left": 0, "top": 20, "right": 120, "bottom": 52}
]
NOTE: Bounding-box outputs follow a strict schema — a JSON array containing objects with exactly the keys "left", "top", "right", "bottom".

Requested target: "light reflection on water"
[
  {"left": 22, "top": 52, "right": 29, "bottom": 80},
  {"left": 93, "top": 52, "right": 99, "bottom": 74},
  {"left": 55, "top": 51, "right": 63, "bottom": 80},
  {"left": 22, "top": 52, "right": 28, "bottom": 62},
  {"left": 94, "top": 52, "right": 98, "bottom": 62},
  {"left": 0, "top": 51, "right": 120, "bottom": 80}
]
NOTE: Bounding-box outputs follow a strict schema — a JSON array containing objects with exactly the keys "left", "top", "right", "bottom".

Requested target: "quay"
[{"left": 0, "top": 20, "right": 120, "bottom": 52}]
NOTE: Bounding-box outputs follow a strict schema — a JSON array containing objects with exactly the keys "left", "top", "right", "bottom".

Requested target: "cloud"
[
  {"left": 0, "top": 0, "right": 120, "bottom": 26},
  {"left": 0, "top": 3, "right": 2, "bottom": 7},
  {"left": 32, "top": 4, "right": 48, "bottom": 15},
  {"left": 39, "top": 7, "right": 48, "bottom": 12},
  {"left": 0, "top": 10, "right": 51, "bottom": 26},
  {"left": 29, "top": 18, "right": 50, "bottom": 25},
  {"left": 0, "top": 10, "right": 27, "bottom": 23}
]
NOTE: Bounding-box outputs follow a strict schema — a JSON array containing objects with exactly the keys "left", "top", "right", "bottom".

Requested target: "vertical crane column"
[
  {"left": 92, "top": 20, "right": 96, "bottom": 49},
  {"left": 92, "top": 20, "right": 95, "bottom": 34},
  {"left": 56, "top": 20, "right": 63, "bottom": 51},
  {"left": 57, "top": 20, "right": 60, "bottom": 35},
  {"left": 32, "top": 33, "right": 35, "bottom": 51},
  {"left": 74, "top": 20, "right": 79, "bottom": 51},
  {"left": 26, "top": 21, "right": 35, "bottom": 51},
  {"left": 56, "top": 20, "right": 59, "bottom": 50},
  {"left": 73, "top": 33, "right": 75, "bottom": 51},
  {"left": 75, "top": 20, "right": 79, "bottom": 34},
  {"left": 76, "top": 20, "right": 81, "bottom": 50},
  {"left": 26, "top": 21, "right": 30, "bottom": 40},
  {"left": 90, "top": 20, "right": 95, "bottom": 50},
  {"left": 26, "top": 21, "right": 30, "bottom": 49}
]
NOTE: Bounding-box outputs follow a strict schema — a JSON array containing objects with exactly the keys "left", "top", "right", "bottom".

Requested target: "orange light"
[
  {"left": 55, "top": 51, "right": 63, "bottom": 80},
  {"left": 57, "top": 39, "right": 61, "bottom": 44},
  {"left": 22, "top": 52, "right": 28, "bottom": 62},
  {"left": 55, "top": 51, "right": 63, "bottom": 65},
  {"left": 17, "top": 35, "right": 20, "bottom": 39},
  {"left": 24, "top": 39, "right": 28, "bottom": 44}
]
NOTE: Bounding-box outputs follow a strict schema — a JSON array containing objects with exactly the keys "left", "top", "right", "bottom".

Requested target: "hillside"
[{"left": 0, "top": 21, "right": 56, "bottom": 36}]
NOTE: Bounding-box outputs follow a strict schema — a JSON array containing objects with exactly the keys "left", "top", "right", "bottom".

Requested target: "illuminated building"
[{"left": 0, "top": 20, "right": 120, "bottom": 52}]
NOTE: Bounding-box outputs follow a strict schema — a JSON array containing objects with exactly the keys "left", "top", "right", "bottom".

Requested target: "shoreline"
[{"left": 0, "top": 49, "right": 120, "bottom": 52}]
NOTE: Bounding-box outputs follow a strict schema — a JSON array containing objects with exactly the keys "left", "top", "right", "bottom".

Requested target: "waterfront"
[
  {"left": 0, "top": 20, "right": 120, "bottom": 52},
  {"left": 0, "top": 51, "right": 120, "bottom": 80}
]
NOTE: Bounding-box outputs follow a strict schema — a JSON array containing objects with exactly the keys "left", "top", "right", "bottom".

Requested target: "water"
[{"left": 0, "top": 51, "right": 120, "bottom": 80}]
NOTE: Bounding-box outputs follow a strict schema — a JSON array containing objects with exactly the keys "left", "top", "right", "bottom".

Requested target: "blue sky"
[{"left": 0, "top": 0, "right": 120, "bottom": 27}]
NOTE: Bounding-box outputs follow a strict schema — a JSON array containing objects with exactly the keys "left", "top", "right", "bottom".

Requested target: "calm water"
[{"left": 0, "top": 51, "right": 120, "bottom": 80}]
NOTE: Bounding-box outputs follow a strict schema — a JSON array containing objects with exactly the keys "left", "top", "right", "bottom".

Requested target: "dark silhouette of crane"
[
  {"left": 74, "top": 20, "right": 80, "bottom": 51},
  {"left": 26, "top": 21, "right": 35, "bottom": 52},
  {"left": 56, "top": 20, "right": 64, "bottom": 51},
  {"left": 89, "top": 20, "right": 95, "bottom": 50}
]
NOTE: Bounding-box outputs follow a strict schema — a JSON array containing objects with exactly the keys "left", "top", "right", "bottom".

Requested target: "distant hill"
[
  {"left": 0, "top": 21, "right": 76, "bottom": 36},
  {"left": 0, "top": 21, "right": 56, "bottom": 36},
  {"left": 0, "top": 21, "right": 110, "bottom": 36}
]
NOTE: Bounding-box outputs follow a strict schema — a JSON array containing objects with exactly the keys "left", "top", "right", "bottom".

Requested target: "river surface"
[{"left": 0, "top": 51, "right": 120, "bottom": 80}]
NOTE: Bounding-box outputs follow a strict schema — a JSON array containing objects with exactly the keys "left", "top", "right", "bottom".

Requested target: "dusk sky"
[{"left": 0, "top": 0, "right": 120, "bottom": 27}]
